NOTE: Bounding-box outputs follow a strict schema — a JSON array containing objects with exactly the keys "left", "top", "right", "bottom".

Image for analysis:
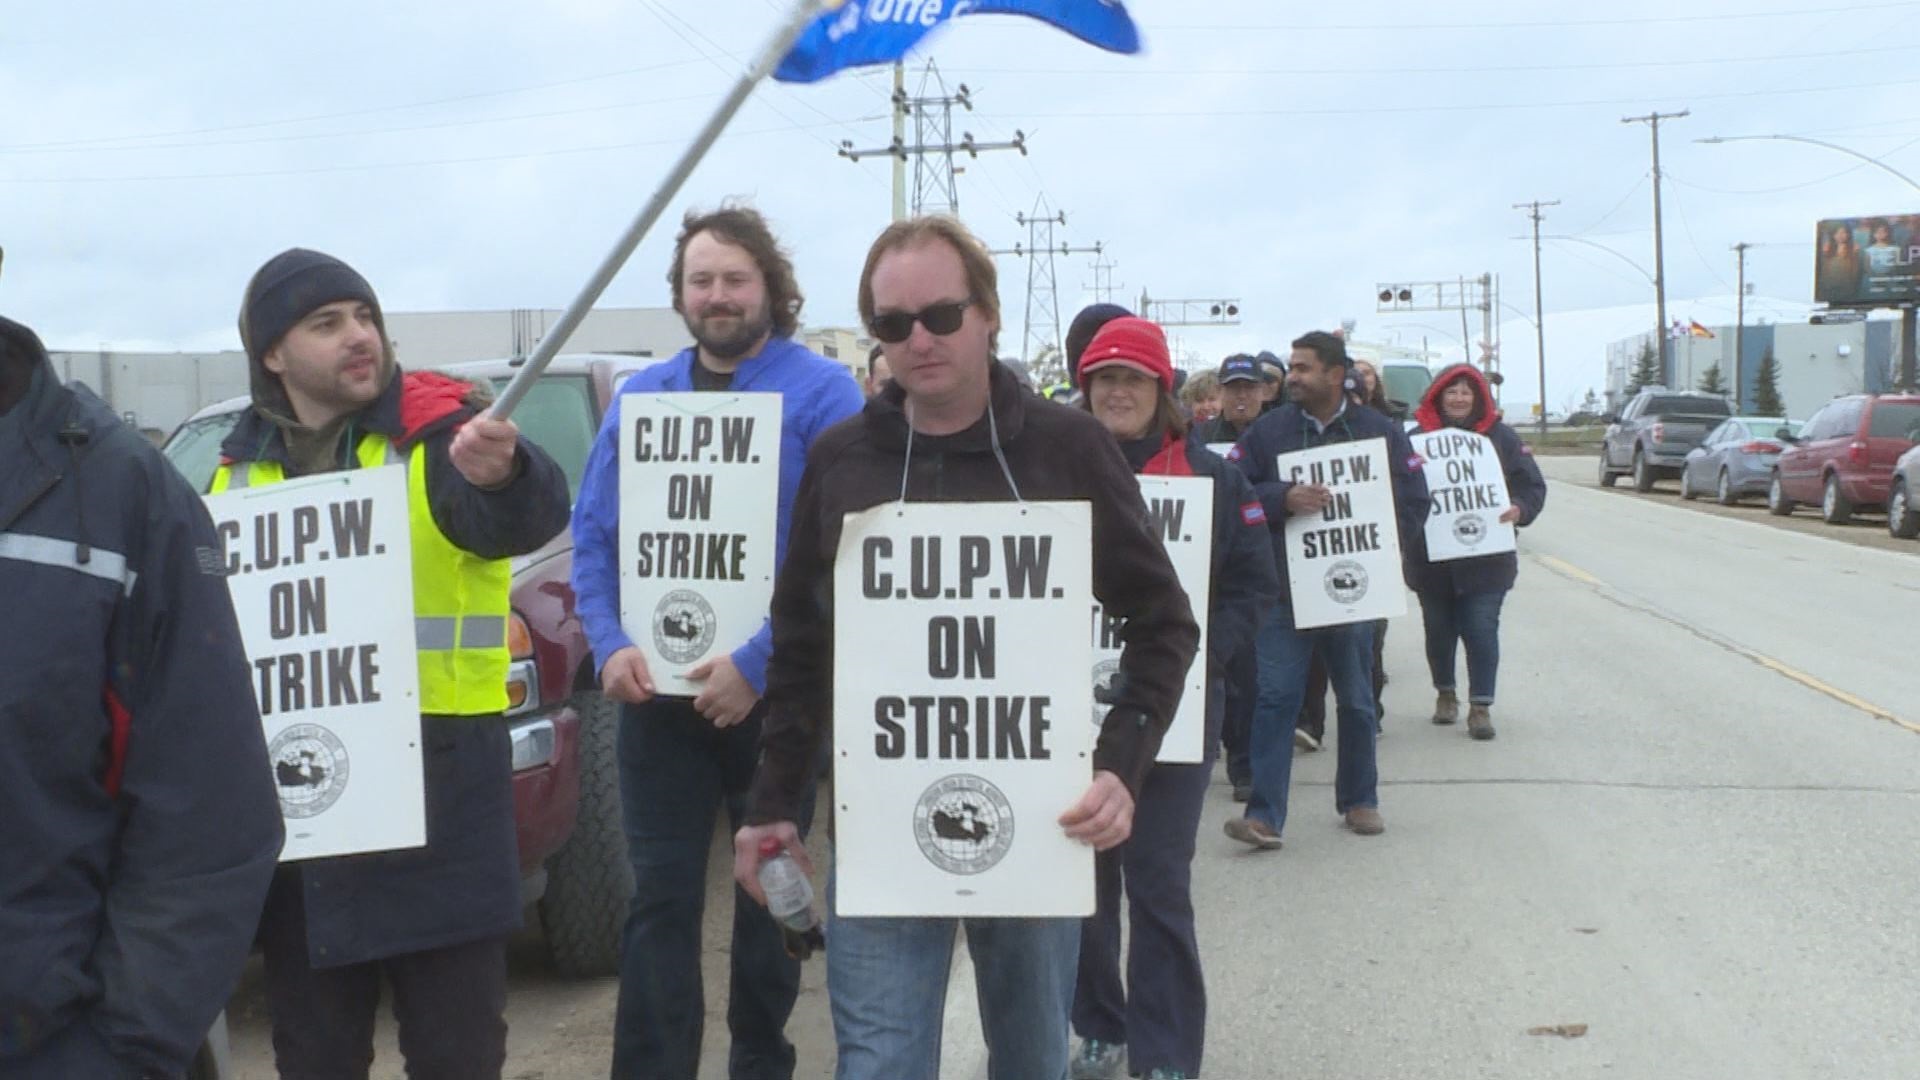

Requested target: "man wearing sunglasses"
[
  {"left": 732, "top": 216, "right": 1199, "bottom": 1080},
  {"left": 572, "top": 205, "right": 863, "bottom": 1080}
]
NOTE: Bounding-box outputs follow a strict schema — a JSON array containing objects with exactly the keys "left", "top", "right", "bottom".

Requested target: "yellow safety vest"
[{"left": 211, "top": 434, "right": 511, "bottom": 716}]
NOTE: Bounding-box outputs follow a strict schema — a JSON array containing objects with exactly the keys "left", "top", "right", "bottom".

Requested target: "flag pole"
[{"left": 490, "top": 0, "right": 828, "bottom": 420}]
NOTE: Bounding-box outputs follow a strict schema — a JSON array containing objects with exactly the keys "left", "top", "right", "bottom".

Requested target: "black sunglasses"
[{"left": 869, "top": 298, "right": 972, "bottom": 344}]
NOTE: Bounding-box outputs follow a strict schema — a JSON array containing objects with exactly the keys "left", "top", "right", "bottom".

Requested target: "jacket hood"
[
  {"left": 862, "top": 357, "right": 1031, "bottom": 455},
  {"left": 1415, "top": 363, "right": 1499, "bottom": 434},
  {"left": 0, "top": 314, "right": 50, "bottom": 420}
]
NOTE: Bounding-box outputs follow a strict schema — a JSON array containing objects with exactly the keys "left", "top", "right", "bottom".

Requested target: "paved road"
[{"left": 227, "top": 462, "right": 1920, "bottom": 1078}]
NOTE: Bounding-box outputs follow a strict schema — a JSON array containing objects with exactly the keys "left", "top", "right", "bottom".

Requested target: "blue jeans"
[
  {"left": 1244, "top": 604, "right": 1378, "bottom": 836},
  {"left": 1417, "top": 588, "right": 1508, "bottom": 705},
  {"left": 613, "top": 698, "right": 813, "bottom": 1080},
  {"left": 826, "top": 876, "right": 1080, "bottom": 1080}
]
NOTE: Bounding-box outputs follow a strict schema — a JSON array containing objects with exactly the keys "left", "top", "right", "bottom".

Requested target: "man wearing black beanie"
[{"left": 216, "top": 249, "right": 572, "bottom": 1080}]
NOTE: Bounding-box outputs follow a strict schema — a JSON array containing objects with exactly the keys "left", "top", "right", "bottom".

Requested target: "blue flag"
[{"left": 775, "top": 0, "right": 1141, "bottom": 84}]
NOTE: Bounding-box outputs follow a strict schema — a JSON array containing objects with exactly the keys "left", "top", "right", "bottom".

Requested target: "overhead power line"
[
  {"left": 973, "top": 73, "right": 1920, "bottom": 121},
  {"left": 952, "top": 42, "right": 1920, "bottom": 78},
  {"left": 1142, "top": 1, "right": 1920, "bottom": 32},
  {"left": 0, "top": 59, "right": 713, "bottom": 153}
]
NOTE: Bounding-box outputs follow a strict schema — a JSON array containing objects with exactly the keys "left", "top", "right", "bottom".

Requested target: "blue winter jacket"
[
  {"left": 571, "top": 337, "right": 863, "bottom": 692},
  {"left": 1226, "top": 399, "right": 1432, "bottom": 606},
  {"left": 0, "top": 316, "right": 282, "bottom": 1078}
]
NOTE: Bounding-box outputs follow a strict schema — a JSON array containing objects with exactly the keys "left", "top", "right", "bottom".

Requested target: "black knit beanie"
[
  {"left": 239, "top": 249, "right": 383, "bottom": 364},
  {"left": 1065, "top": 302, "right": 1133, "bottom": 381}
]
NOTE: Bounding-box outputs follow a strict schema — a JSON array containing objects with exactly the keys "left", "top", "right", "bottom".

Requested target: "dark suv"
[
  {"left": 1768, "top": 393, "right": 1920, "bottom": 524},
  {"left": 1599, "top": 388, "right": 1734, "bottom": 492},
  {"left": 162, "top": 354, "right": 643, "bottom": 978}
]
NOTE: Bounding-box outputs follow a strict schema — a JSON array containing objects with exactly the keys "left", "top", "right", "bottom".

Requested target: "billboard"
[{"left": 1814, "top": 214, "right": 1920, "bottom": 308}]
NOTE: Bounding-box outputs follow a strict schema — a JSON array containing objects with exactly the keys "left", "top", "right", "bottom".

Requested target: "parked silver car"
[
  {"left": 1891, "top": 443, "right": 1920, "bottom": 539},
  {"left": 1678, "top": 417, "right": 1800, "bottom": 505}
]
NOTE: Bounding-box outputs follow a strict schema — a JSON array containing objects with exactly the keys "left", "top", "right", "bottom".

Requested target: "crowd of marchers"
[{"left": 1, "top": 203, "right": 1544, "bottom": 1080}]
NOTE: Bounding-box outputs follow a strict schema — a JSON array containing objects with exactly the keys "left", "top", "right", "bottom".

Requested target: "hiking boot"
[
  {"left": 1145, "top": 1070, "right": 1191, "bottom": 1080},
  {"left": 1231, "top": 781, "right": 1252, "bottom": 803},
  {"left": 1344, "top": 806, "right": 1385, "bottom": 835},
  {"left": 1431, "top": 690, "right": 1459, "bottom": 725},
  {"left": 1293, "top": 727, "right": 1321, "bottom": 752},
  {"left": 1223, "top": 816, "right": 1284, "bottom": 850},
  {"left": 1070, "top": 1039, "right": 1126, "bottom": 1080},
  {"left": 1468, "top": 704, "right": 1496, "bottom": 741}
]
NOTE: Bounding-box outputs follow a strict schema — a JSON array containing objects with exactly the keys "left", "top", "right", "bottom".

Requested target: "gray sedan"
[
  {"left": 1892, "top": 444, "right": 1920, "bottom": 539},
  {"left": 1679, "top": 417, "right": 1801, "bottom": 505}
]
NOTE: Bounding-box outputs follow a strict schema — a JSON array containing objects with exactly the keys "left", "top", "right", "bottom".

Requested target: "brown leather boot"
[
  {"left": 1467, "top": 704, "right": 1496, "bottom": 741},
  {"left": 1431, "top": 690, "right": 1459, "bottom": 725}
]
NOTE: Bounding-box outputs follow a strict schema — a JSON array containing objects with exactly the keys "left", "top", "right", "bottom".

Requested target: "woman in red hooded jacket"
[
  {"left": 1068, "top": 314, "right": 1281, "bottom": 1080},
  {"left": 1410, "top": 365, "right": 1548, "bottom": 740}
]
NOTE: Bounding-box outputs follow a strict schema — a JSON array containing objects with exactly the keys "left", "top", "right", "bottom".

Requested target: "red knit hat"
[{"left": 1077, "top": 316, "right": 1174, "bottom": 393}]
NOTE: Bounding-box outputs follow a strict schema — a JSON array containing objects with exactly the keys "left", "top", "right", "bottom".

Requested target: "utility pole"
[
  {"left": 1515, "top": 200, "right": 1559, "bottom": 437},
  {"left": 1622, "top": 109, "right": 1688, "bottom": 386},
  {"left": 839, "top": 61, "right": 1028, "bottom": 220},
  {"left": 1732, "top": 242, "right": 1751, "bottom": 410},
  {"left": 890, "top": 62, "right": 906, "bottom": 221}
]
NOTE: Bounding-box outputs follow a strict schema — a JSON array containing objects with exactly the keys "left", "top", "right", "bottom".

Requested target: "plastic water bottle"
[{"left": 757, "top": 837, "right": 824, "bottom": 960}]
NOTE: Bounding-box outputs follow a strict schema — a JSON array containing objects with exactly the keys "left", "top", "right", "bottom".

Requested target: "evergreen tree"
[
  {"left": 1697, "top": 363, "right": 1727, "bottom": 397},
  {"left": 1629, "top": 341, "right": 1662, "bottom": 391},
  {"left": 1754, "top": 349, "right": 1785, "bottom": 416}
]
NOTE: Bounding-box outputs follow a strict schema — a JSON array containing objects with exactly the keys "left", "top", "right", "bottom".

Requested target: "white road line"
[{"left": 1530, "top": 548, "right": 1920, "bottom": 736}]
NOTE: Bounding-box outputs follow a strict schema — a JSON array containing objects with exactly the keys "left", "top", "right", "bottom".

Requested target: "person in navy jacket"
[
  {"left": 1068, "top": 316, "right": 1280, "bottom": 1080},
  {"left": 0, "top": 314, "right": 281, "bottom": 1079},
  {"left": 1408, "top": 364, "right": 1547, "bottom": 741},
  {"left": 571, "top": 206, "right": 862, "bottom": 1080},
  {"left": 1222, "top": 331, "right": 1429, "bottom": 849}
]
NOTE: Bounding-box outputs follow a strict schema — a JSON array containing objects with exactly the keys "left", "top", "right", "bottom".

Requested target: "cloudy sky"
[{"left": 5, "top": 0, "right": 1917, "bottom": 411}]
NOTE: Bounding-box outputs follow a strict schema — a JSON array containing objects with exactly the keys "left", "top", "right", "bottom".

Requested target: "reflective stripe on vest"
[{"left": 210, "top": 436, "right": 511, "bottom": 715}]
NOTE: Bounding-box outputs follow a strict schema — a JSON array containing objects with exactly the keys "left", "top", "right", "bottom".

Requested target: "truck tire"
[
  {"left": 1767, "top": 472, "right": 1795, "bottom": 516},
  {"left": 1821, "top": 475, "right": 1854, "bottom": 525},
  {"left": 1598, "top": 452, "right": 1618, "bottom": 488},
  {"left": 539, "top": 689, "right": 633, "bottom": 978},
  {"left": 1631, "top": 449, "right": 1656, "bottom": 493}
]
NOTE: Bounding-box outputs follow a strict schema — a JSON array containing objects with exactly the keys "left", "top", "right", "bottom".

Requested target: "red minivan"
[{"left": 1769, "top": 393, "right": 1920, "bottom": 524}]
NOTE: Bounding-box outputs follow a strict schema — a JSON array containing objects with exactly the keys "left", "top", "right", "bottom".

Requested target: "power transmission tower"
[
  {"left": 1623, "top": 109, "right": 1688, "bottom": 385},
  {"left": 1515, "top": 199, "right": 1559, "bottom": 437},
  {"left": 990, "top": 196, "right": 1102, "bottom": 365},
  {"left": 1086, "top": 254, "right": 1123, "bottom": 305},
  {"left": 837, "top": 60, "right": 1028, "bottom": 220}
]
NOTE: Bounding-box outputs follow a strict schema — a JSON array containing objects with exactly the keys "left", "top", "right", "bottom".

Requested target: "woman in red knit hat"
[{"left": 1068, "top": 316, "right": 1280, "bottom": 1080}]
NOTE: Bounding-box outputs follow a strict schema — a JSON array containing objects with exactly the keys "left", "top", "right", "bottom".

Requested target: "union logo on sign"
[
  {"left": 1090, "top": 658, "right": 1122, "bottom": 727},
  {"left": 269, "top": 723, "right": 351, "bottom": 819},
  {"left": 913, "top": 774, "right": 1016, "bottom": 876},
  {"left": 653, "top": 589, "right": 718, "bottom": 665},
  {"left": 1453, "top": 514, "right": 1488, "bottom": 547},
  {"left": 1324, "top": 560, "right": 1370, "bottom": 605}
]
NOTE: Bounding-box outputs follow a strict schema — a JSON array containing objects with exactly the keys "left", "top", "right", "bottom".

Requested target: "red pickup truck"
[{"left": 163, "top": 353, "right": 644, "bottom": 978}]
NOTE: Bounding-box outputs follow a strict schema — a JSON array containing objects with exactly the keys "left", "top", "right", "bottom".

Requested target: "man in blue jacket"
[
  {"left": 0, "top": 314, "right": 282, "bottom": 1078},
  {"left": 1222, "top": 331, "right": 1430, "bottom": 849},
  {"left": 571, "top": 206, "right": 863, "bottom": 1079}
]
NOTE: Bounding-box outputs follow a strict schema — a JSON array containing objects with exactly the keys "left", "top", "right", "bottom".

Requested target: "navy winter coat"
[
  {"left": 0, "top": 316, "right": 282, "bottom": 1077},
  {"left": 1225, "top": 399, "right": 1432, "bottom": 608}
]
